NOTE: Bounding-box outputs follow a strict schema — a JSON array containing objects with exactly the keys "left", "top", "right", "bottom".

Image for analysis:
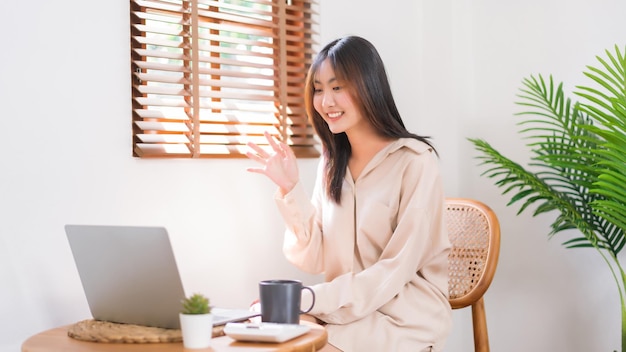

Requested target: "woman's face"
[{"left": 312, "top": 59, "right": 365, "bottom": 135}]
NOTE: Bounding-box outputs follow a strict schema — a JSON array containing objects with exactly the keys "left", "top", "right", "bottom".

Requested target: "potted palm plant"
[
  {"left": 179, "top": 293, "right": 213, "bottom": 349},
  {"left": 468, "top": 45, "right": 626, "bottom": 351}
]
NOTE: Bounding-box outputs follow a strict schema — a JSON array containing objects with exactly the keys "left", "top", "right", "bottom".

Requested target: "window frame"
[{"left": 130, "top": 0, "right": 320, "bottom": 158}]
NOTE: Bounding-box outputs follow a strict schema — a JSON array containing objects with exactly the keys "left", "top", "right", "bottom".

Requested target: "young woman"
[{"left": 246, "top": 36, "right": 451, "bottom": 352}]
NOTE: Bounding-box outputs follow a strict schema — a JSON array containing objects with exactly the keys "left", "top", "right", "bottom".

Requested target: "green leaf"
[{"left": 468, "top": 46, "right": 626, "bottom": 255}]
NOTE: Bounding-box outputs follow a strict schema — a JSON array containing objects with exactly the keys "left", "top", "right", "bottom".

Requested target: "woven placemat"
[{"left": 67, "top": 319, "right": 225, "bottom": 343}]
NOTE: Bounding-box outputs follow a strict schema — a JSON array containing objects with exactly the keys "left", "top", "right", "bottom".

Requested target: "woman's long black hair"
[{"left": 304, "top": 36, "right": 436, "bottom": 204}]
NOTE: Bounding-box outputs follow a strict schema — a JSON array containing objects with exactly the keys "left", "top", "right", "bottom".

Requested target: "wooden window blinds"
[{"left": 130, "top": 0, "right": 319, "bottom": 158}]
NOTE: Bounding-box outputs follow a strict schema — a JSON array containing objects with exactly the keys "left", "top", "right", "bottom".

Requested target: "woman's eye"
[
  {"left": 313, "top": 88, "right": 322, "bottom": 94},
  {"left": 332, "top": 86, "right": 341, "bottom": 91}
]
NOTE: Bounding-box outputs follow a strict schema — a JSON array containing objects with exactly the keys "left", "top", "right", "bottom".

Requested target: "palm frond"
[
  {"left": 468, "top": 70, "right": 623, "bottom": 253},
  {"left": 574, "top": 45, "right": 626, "bottom": 256},
  {"left": 469, "top": 44, "right": 626, "bottom": 350},
  {"left": 468, "top": 138, "right": 599, "bottom": 246}
]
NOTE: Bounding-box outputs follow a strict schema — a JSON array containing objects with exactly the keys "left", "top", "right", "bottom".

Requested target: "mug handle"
[{"left": 300, "top": 286, "right": 315, "bottom": 314}]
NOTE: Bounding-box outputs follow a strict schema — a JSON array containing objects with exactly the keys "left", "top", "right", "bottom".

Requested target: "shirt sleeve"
[{"left": 274, "top": 159, "right": 327, "bottom": 274}]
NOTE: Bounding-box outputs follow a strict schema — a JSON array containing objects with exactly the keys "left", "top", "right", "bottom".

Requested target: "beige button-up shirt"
[{"left": 275, "top": 138, "right": 452, "bottom": 352}]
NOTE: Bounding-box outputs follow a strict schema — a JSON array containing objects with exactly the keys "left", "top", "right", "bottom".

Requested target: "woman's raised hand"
[{"left": 246, "top": 131, "right": 299, "bottom": 195}]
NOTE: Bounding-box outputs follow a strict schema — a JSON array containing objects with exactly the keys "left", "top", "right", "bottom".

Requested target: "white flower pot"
[{"left": 179, "top": 313, "right": 213, "bottom": 349}]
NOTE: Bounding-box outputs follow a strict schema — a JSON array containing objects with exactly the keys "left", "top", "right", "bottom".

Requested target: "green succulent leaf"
[{"left": 181, "top": 293, "right": 211, "bottom": 315}]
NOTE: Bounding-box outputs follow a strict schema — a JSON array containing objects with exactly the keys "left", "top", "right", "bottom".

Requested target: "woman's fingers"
[
  {"left": 247, "top": 141, "right": 269, "bottom": 158},
  {"left": 264, "top": 131, "right": 282, "bottom": 154},
  {"left": 247, "top": 133, "right": 291, "bottom": 164},
  {"left": 245, "top": 132, "right": 299, "bottom": 194},
  {"left": 246, "top": 166, "right": 265, "bottom": 174},
  {"left": 280, "top": 140, "right": 295, "bottom": 159},
  {"left": 245, "top": 150, "right": 265, "bottom": 165}
]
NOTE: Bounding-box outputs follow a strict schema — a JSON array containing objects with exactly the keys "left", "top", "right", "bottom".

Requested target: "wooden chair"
[{"left": 446, "top": 198, "right": 501, "bottom": 352}]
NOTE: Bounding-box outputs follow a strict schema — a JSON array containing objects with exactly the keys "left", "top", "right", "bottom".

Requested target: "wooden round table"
[{"left": 21, "top": 321, "right": 327, "bottom": 352}]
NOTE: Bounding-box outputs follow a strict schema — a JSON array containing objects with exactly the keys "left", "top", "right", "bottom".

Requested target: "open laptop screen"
[{"left": 66, "top": 225, "right": 186, "bottom": 329}]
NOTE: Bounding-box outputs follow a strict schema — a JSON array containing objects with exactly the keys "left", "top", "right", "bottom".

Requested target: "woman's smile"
[{"left": 326, "top": 111, "right": 344, "bottom": 120}]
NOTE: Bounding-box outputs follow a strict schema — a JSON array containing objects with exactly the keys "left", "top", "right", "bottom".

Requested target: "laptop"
[{"left": 65, "top": 224, "right": 258, "bottom": 329}]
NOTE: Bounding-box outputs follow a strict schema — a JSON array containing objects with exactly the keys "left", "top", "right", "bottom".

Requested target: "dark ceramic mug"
[{"left": 259, "top": 279, "right": 315, "bottom": 324}]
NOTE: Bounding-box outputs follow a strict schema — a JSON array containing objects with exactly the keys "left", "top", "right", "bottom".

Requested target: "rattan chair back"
[{"left": 446, "top": 198, "right": 501, "bottom": 352}]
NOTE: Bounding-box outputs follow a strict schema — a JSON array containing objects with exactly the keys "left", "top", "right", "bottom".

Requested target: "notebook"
[{"left": 65, "top": 224, "right": 258, "bottom": 329}]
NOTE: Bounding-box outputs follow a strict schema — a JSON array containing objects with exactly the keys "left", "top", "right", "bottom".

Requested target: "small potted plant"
[{"left": 179, "top": 293, "right": 213, "bottom": 349}]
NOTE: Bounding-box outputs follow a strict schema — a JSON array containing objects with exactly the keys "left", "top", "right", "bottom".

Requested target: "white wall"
[{"left": 1, "top": 0, "right": 624, "bottom": 351}]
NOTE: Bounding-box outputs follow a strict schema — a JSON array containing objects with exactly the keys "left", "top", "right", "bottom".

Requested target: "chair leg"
[{"left": 472, "top": 297, "right": 490, "bottom": 352}]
